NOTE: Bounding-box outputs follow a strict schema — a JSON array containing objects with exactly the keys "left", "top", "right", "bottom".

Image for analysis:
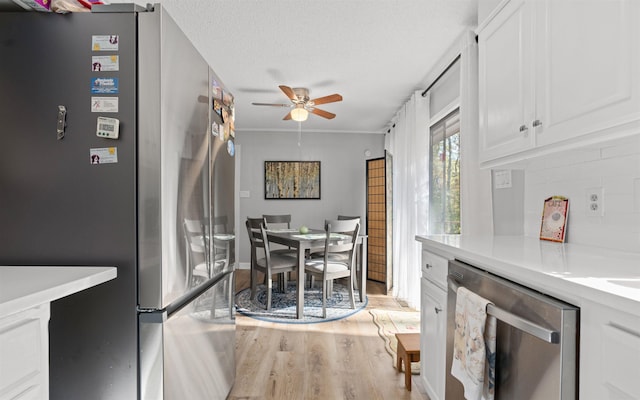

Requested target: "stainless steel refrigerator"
[{"left": 0, "top": 4, "right": 236, "bottom": 399}]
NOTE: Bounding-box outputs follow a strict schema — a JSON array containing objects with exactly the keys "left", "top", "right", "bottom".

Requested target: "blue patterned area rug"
[{"left": 235, "top": 281, "right": 367, "bottom": 324}]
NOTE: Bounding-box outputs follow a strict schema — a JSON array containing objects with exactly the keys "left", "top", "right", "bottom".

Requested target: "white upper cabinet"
[
  {"left": 535, "top": 1, "right": 640, "bottom": 146},
  {"left": 478, "top": 0, "right": 640, "bottom": 167},
  {"left": 479, "top": 0, "right": 534, "bottom": 162}
]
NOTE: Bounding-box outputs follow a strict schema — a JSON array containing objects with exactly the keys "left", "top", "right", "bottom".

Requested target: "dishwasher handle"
[{"left": 447, "top": 276, "right": 560, "bottom": 344}]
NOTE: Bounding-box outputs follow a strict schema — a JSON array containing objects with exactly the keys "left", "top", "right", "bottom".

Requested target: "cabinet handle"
[
  {"left": 532, "top": 120, "right": 542, "bottom": 127},
  {"left": 519, "top": 124, "right": 528, "bottom": 132},
  {"left": 425, "top": 263, "right": 432, "bottom": 269},
  {"left": 434, "top": 307, "right": 443, "bottom": 314}
]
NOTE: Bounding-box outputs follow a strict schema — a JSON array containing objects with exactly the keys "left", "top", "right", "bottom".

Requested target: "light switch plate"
[{"left": 493, "top": 170, "right": 512, "bottom": 189}]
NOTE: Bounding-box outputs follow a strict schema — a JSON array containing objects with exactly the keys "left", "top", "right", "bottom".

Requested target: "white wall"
[
  {"left": 492, "top": 170, "right": 525, "bottom": 235},
  {"left": 235, "top": 131, "right": 385, "bottom": 266},
  {"left": 521, "top": 136, "right": 640, "bottom": 252},
  {"left": 477, "top": 0, "right": 504, "bottom": 27}
]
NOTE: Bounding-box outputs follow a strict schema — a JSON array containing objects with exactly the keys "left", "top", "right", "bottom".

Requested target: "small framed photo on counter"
[{"left": 540, "top": 196, "right": 569, "bottom": 243}]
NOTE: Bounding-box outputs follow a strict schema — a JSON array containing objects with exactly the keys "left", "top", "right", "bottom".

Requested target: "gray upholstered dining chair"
[
  {"left": 337, "top": 215, "right": 360, "bottom": 222},
  {"left": 311, "top": 215, "right": 361, "bottom": 262},
  {"left": 336, "top": 216, "right": 364, "bottom": 294},
  {"left": 334, "top": 215, "right": 360, "bottom": 257},
  {"left": 246, "top": 217, "right": 297, "bottom": 310},
  {"left": 263, "top": 214, "right": 292, "bottom": 228},
  {"left": 263, "top": 214, "right": 297, "bottom": 259},
  {"left": 304, "top": 219, "right": 360, "bottom": 318}
]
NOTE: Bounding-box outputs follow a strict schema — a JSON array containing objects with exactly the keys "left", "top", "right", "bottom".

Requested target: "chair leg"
[
  {"left": 228, "top": 273, "right": 234, "bottom": 319},
  {"left": 322, "top": 279, "right": 327, "bottom": 318},
  {"left": 266, "top": 276, "right": 273, "bottom": 311},
  {"left": 348, "top": 274, "right": 356, "bottom": 309},
  {"left": 250, "top": 268, "right": 258, "bottom": 300},
  {"left": 354, "top": 249, "right": 361, "bottom": 291}
]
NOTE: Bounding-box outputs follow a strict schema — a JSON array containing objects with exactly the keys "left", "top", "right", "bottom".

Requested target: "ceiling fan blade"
[
  {"left": 279, "top": 85, "right": 297, "bottom": 101},
  {"left": 310, "top": 94, "right": 342, "bottom": 106},
  {"left": 252, "top": 102, "right": 290, "bottom": 107},
  {"left": 283, "top": 112, "right": 292, "bottom": 120},
  {"left": 310, "top": 108, "right": 336, "bottom": 119}
]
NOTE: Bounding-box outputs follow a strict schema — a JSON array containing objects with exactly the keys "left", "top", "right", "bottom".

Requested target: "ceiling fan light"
[{"left": 290, "top": 105, "right": 308, "bottom": 122}]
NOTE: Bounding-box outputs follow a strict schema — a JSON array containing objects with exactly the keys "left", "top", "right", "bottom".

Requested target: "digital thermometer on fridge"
[{"left": 96, "top": 116, "right": 120, "bottom": 139}]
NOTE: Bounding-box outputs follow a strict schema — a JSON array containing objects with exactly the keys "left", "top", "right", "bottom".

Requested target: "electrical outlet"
[{"left": 586, "top": 187, "right": 604, "bottom": 216}]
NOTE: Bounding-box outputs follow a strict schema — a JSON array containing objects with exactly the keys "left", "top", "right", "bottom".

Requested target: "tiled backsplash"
[{"left": 523, "top": 136, "right": 640, "bottom": 252}]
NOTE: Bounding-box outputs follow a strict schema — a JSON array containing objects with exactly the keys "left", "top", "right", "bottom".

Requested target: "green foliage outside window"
[{"left": 429, "top": 109, "right": 460, "bottom": 235}]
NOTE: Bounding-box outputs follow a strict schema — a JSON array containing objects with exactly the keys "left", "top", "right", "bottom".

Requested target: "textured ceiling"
[
  {"left": 159, "top": 0, "right": 478, "bottom": 134},
  {"left": 2, "top": 0, "right": 478, "bottom": 134}
]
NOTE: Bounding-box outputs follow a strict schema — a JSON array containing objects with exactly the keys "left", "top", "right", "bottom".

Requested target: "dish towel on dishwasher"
[{"left": 451, "top": 286, "right": 497, "bottom": 400}]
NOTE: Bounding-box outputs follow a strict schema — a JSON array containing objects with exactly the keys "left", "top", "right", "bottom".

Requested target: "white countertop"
[
  {"left": 416, "top": 235, "right": 640, "bottom": 314},
  {"left": 0, "top": 266, "right": 117, "bottom": 318}
]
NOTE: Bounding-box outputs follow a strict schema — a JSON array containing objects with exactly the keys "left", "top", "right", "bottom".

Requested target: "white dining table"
[{"left": 265, "top": 229, "right": 368, "bottom": 319}]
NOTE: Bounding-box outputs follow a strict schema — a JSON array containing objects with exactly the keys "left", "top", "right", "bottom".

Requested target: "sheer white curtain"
[
  {"left": 459, "top": 31, "right": 493, "bottom": 235},
  {"left": 385, "top": 30, "right": 493, "bottom": 308},
  {"left": 385, "top": 91, "right": 429, "bottom": 309}
]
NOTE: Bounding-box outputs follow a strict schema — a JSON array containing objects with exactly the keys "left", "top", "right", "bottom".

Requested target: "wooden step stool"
[{"left": 395, "top": 333, "right": 420, "bottom": 391}]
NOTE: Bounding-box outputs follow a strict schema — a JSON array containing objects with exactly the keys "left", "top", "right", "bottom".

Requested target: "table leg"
[
  {"left": 358, "top": 236, "right": 367, "bottom": 302},
  {"left": 355, "top": 243, "right": 361, "bottom": 296},
  {"left": 296, "top": 245, "right": 306, "bottom": 319}
]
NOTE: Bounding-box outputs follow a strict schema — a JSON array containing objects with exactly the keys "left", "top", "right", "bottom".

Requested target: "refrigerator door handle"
[
  {"left": 138, "top": 308, "right": 167, "bottom": 324},
  {"left": 138, "top": 270, "right": 233, "bottom": 323}
]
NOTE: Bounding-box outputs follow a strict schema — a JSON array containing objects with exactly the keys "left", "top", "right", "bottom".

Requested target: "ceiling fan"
[{"left": 251, "top": 85, "right": 343, "bottom": 122}]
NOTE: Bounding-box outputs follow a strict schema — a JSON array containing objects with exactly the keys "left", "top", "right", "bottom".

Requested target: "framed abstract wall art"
[{"left": 264, "top": 161, "right": 320, "bottom": 199}]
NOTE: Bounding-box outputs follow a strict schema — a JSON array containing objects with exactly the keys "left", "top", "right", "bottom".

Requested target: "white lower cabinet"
[
  {"left": 0, "top": 304, "right": 49, "bottom": 400},
  {"left": 422, "top": 250, "right": 449, "bottom": 288},
  {"left": 420, "top": 277, "right": 447, "bottom": 400},
  {"left": 419, "top": 246, "right": 450, "bottom": 400},
  {"left": 580, "top": 300, "right": 640, "bottom": 400}
]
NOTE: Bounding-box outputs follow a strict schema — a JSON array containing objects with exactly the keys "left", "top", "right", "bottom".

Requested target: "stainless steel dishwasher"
[{"left": 446, "top": 260, "right": 579, "bottom": 399}]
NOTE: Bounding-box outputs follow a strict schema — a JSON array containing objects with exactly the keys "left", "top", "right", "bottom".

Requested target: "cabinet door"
[
  {"left": 422, "top": 250, "right": 448, "bottom": 290},
  {"left": 0, "top": 304, "right": 49, "bottom": 400},
  {"left": 420, "top": 279, "right": 446, "bottom": 400},
  {"left": 580, "top": 301, "right": 640, "bottom": 400},
  {"left": 535, "top": 0, "right": 640, "bottom": 147},
  {"left": 479, "top": 0, "right": 535, "bottom": 163}
]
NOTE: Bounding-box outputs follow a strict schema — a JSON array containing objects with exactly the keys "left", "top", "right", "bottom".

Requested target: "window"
[{"left": 429, "top": 108, "right": 460, "bottom": 234}]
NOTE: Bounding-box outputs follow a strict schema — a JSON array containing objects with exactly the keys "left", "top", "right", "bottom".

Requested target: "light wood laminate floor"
[{"left": 229, "top": 270, "right": 430, "bottom": 400}]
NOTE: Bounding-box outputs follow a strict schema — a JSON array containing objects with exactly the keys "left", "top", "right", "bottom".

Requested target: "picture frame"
[
  {"left": 539, "top": 196, "right": 569, "bottom": 242},
  {"left": 264, "top": 161, "right": 321, "bottom": 199}
]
